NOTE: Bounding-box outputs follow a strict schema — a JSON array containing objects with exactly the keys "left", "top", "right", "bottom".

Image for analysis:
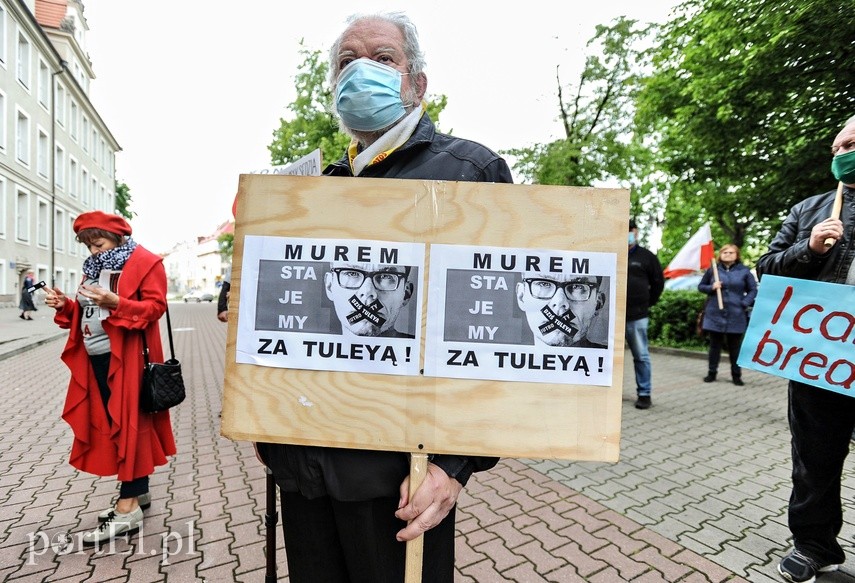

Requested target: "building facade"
[{"left": 0, "top": 0, "right": 119, "bottom": 304}]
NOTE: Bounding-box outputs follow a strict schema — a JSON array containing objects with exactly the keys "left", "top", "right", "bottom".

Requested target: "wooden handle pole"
[
  {"left": 824, "top": 182, "right": 844, "bottom": 248},
  {"left": 404, "top": 453, "right": 429, "bottom": 583},
  {"left": 711, "top": 259, "right": 724, "bottom": 310}
]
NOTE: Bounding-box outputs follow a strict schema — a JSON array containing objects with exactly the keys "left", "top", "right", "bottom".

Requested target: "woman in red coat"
[{"left": 45, "top": 211, "right": 176, "bottom": 546}]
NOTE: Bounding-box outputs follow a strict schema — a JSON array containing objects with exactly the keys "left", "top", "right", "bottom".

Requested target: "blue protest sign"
[{"left": 737, "top": 275, "right": 855, "bottom": 395}]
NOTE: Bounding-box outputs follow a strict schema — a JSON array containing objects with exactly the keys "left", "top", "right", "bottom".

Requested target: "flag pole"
[
  {"left": 824, "top": 181, "right": 844, "bottom": 248},
  {"left": 710, "top": 245, "right": 724, "bottom": 310}
]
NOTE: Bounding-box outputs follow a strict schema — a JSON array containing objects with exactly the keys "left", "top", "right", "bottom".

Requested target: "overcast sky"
[{"left": 82, "top": 1, "right": 678, "bottom": 253}]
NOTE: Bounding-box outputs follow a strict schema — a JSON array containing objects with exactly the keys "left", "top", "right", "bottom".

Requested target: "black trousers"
[
  {"left": 280, "top": 491, "right": 455, "bottom": 583},
  {"left": 788, "top": 381, "right": 855, "bottom": 564},
  {"left": 89, "top": 353, "right": 149, "bottom": 499},
  {"left": 706, "top": 331, "right": 744, "bottom": 378}
]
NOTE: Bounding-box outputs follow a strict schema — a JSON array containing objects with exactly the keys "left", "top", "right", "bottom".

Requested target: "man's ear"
[
  {"left": 595, "top": 292, "right": 605, "bottom": 311},
  {"left": 402, "top": 281, "right": 414, "bottom": 304},
  {"left": 323, "top": 272, "right": 335, "bottom": 300},
  {"left": 516, "top": 282, "right": 527, "bottom": 309},
  {"left": 414, "top": 72, "right": 427, "bottom": 102}
]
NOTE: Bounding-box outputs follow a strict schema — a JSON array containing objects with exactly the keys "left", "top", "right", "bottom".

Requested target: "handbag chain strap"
[{"left": 137, "top": 290, "right": 176, "bottom": 363}]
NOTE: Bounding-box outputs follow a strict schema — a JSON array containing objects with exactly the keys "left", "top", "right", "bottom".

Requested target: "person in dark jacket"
[
  {"left": 697, "top": 244, "right": 757, "bottom": 385},
  {"left": 625, "top": 219, "right": 664, "bottom": 409},
  {"left": 19, "top": 270, "right": 37, "bottom": 320},
  {"left": 758, "top": 115, "right": 855, "bottom": 583},
  {"left": 255, "top": 11, "right": 511, "bottom": 583},
  {"left": 216, "top": 267, "right": 230, "bottom": 322}
]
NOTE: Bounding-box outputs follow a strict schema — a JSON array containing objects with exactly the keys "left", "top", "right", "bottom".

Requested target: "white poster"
[
  {"left": 424, "top": 244, "right": 617, "bottom": 385},
  {"left": 236, "top": 236, "right": 424, "bottom": 376}
]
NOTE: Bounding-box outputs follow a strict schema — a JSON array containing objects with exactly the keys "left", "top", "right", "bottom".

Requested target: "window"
[
  {"left": 82, "top": 116, "right": 89, "bottom": 152},
  {"left": 17, "top": 32, "right": 30, "bottom": 89},
  {"left": 70, "top": 101, "right": 78, "bottom": 140},
  {"left": 69, "top": 157, "right": 77, "bottom": 197},
  {"left": 54, "top": 208, "right": 65, "bottom": 251},
  {"left": 0, "top": 4, "right": 6, "bottom": 65},
  {"left": 68, "top": 217, "right": 77, "bottom": 256},
  {"left": 38, "top": 59, "right": 49, "bottom": 107},
  {"left": 56, "top": 84, "right": 65, "bottom": 126},
  {"left": 55, "top": 145, "right": 65, "bottom": 189},
  {"left": 16, "top": 189, "right": 30, "bottom": 241},
  {"left": 0, "top": 90, "right": 5, "bottom": 152},
  {"left": 81, "top": 168, "right": 89, "bottom": 206},
  {"left": 15, "top": 108, "right": 30, "bottom": 165},
  {"left": 0, "top": 178, "right": 5, "bottom": 238},
  {"left": 37, "top": 128, "right": 48, "bottom": 178},
  {"left": 37, "top": 199, "right": 48, "bottom": 247}
]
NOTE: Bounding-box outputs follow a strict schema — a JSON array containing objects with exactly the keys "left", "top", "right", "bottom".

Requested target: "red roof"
[{"left": 34, "top": 0, "right": 67, "bottom": 29}]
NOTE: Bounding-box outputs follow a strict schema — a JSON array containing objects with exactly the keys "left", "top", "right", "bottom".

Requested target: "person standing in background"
[
  {"left": 625, "top": 219, "right": 664, "bottom": 410},
  {"left": 698, "top": 244, "right": 757, "bottom": 385},
  {"left": 19, "top": 270, "right": 37, "bottom": 320},
  {"left": 217, "top": 266, "right": 231, "bottom": 322},
  {"left": 44, "top": 211, "right": 176, "bottom": 546}
]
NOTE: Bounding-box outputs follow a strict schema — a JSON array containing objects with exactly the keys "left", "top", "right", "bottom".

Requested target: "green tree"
[
  {"left": 506, "top": 18, "right": 656, "bottom": 205},
  {"left": 269, "top": 43, "right": 449, "bottom": 168},
  {"left": 115, "top": 181, "right": 134, "bottom": 220},
  {"left": 637, "top": 0, "right": 855, "bottom": 262},
  {"left": 218, "top": 233, "right": 233, "bottom": 261}
]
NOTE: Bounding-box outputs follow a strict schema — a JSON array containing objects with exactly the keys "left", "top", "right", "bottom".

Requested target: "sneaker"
[
  {"left": 635, "top": 396, "right": 652, "bottom": 409},
  {"left": 777, "top": 549, "right": 840, "bottom": 583},
  {"left": 98, "top": 492, "right": 151, "bottom": 523},
  {"left": 82, "top": 506, "right": 143, "bottom": 547}
]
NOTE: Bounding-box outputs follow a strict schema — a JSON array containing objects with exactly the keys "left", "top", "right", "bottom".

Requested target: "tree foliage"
[
  {"left": 506, "top": 19, "right": 656, "bottom": 203},
  {"left": 637, "top": 0, "right": 855, "bottom": 262},
  {"left": 268, "top": 43, "right": 449, "bottom": 169},
  {"left": 218, "top": 233, "right": 233, "bottom": 260},
  {"left": 114, "top": 181, "right": 134, "bottom": 220}
]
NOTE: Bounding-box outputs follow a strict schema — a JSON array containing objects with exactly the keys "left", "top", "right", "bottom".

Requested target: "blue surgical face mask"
[
  {"left": 335, "top": 59, "right": 408, "bottom": 132},
  {"left": 628, "top": 232, "right": 637, "bottom": 245}
]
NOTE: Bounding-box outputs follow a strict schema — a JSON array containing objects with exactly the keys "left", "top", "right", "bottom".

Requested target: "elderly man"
[
  {"left": 516, "top": 273, "right": 607, "bottom": 348},
  {"left": 757, "top": 115, "right": 855, "bottom": 583},
  {"left": 256, "top": 11, "right": 512, "bottom": 582}
]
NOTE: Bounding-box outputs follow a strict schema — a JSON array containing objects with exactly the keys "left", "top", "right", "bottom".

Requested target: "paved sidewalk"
[{"left": 1, "top": 303, "right": 854, "bottom": 582}]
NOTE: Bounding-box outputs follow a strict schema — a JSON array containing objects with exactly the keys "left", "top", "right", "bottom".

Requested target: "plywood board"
[{"left": 221, "top": 174, "right": 629, "bottom": 462}]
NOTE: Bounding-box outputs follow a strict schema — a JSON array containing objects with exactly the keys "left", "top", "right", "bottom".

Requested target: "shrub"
[{"left": 648, "top": 290, "right": 707, "bottom": 350}]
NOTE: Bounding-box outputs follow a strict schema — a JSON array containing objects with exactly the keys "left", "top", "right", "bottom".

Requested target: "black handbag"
[{"left": 140, "top": 302, "right": 186, "bottom": 413}]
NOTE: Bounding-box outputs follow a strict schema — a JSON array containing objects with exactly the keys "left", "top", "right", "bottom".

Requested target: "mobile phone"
[{"left": 27, "top": 280, "right": 48, "bottom": 294}]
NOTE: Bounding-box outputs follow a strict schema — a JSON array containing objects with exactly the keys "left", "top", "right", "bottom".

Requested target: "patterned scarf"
[{"left": 82, "top": 238, "right": 138, "bottom": 280}]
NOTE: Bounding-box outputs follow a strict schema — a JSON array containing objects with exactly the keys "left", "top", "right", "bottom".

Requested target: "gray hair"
[{"left": 328, "top": 11, "right": 426, "bottom": 89}]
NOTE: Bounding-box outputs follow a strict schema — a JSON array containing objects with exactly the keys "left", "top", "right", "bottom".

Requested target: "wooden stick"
[
  {"left": 824, "top": 181, "right": 844, "bottom": 248},
  {"left": 711, "top": 260, "right": 724, "bottom": 310},
  {"left": 404, "top": 453, "right": 429, "bottom": 583}
]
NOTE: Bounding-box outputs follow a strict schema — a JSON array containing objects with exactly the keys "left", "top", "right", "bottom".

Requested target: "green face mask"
[{"left": 831, "top": 150, "right": 855, "bottom": 184}]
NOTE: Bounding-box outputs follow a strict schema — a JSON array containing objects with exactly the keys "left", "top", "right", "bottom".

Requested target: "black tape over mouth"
[
  {"left": 346, "top": 295, "right": 387, "bottom": 328},
  {"left": 538, "top": 305, "right": 578, "bottom": 337}
]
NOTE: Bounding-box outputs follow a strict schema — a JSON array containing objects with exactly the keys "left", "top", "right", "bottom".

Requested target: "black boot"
[
  {"left": 732, "top": 376, "right": 744, "bottom": 386},
  {"left": 703, "top": 372, "right": 716, "bottom": 383}
]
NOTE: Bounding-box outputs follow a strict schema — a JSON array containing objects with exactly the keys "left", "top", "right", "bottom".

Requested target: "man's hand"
[
  {"left": 217, "top": 311, "right": 228, "bottom": 322},
  {"left": 394, "top": 462, "right": 463, "bottom": 542},
  {"left": 809, "top": 217, "right": 843, "bottom": 253}
]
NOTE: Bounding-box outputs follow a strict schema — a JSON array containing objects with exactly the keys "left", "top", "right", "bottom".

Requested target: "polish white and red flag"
[{"left": 663, "top": 222, "right": 715, "bottom": 278}]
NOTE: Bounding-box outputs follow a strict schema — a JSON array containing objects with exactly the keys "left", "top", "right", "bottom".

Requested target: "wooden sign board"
[{"left": 221, "top": 175, "right": 629, "bottom": 462}]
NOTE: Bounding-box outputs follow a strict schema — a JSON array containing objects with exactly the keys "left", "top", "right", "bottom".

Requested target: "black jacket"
[
  {"left": 258, "top": 115, "right": 511, "bottom": 500},
  {"left": 625, "top": 245, "right": 664, "bottom": 322},
  {"left": 757, "top": 186, "right": 854, "bottom": 283}
]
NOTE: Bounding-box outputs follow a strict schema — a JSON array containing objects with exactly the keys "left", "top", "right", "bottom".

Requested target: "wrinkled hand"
[
  {"left": 44, "top": 287, "right": 67, "bottom": 311},
  {"left": 78, "top": 283, "right": 119, "bottom": 310},
  {"left": 711, "top": 281, "right": 722, "bottom": 291},
  {"left": 809, "top": 218, "right": 843, "bottom": 253},
  {"left": 395, "top": 463, "right": 463, "bottom": 542}
]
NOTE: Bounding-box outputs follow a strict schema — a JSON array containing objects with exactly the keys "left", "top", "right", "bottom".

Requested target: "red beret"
[{"left": 73, "top": 211, "right": 132, "bottom": 236}]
